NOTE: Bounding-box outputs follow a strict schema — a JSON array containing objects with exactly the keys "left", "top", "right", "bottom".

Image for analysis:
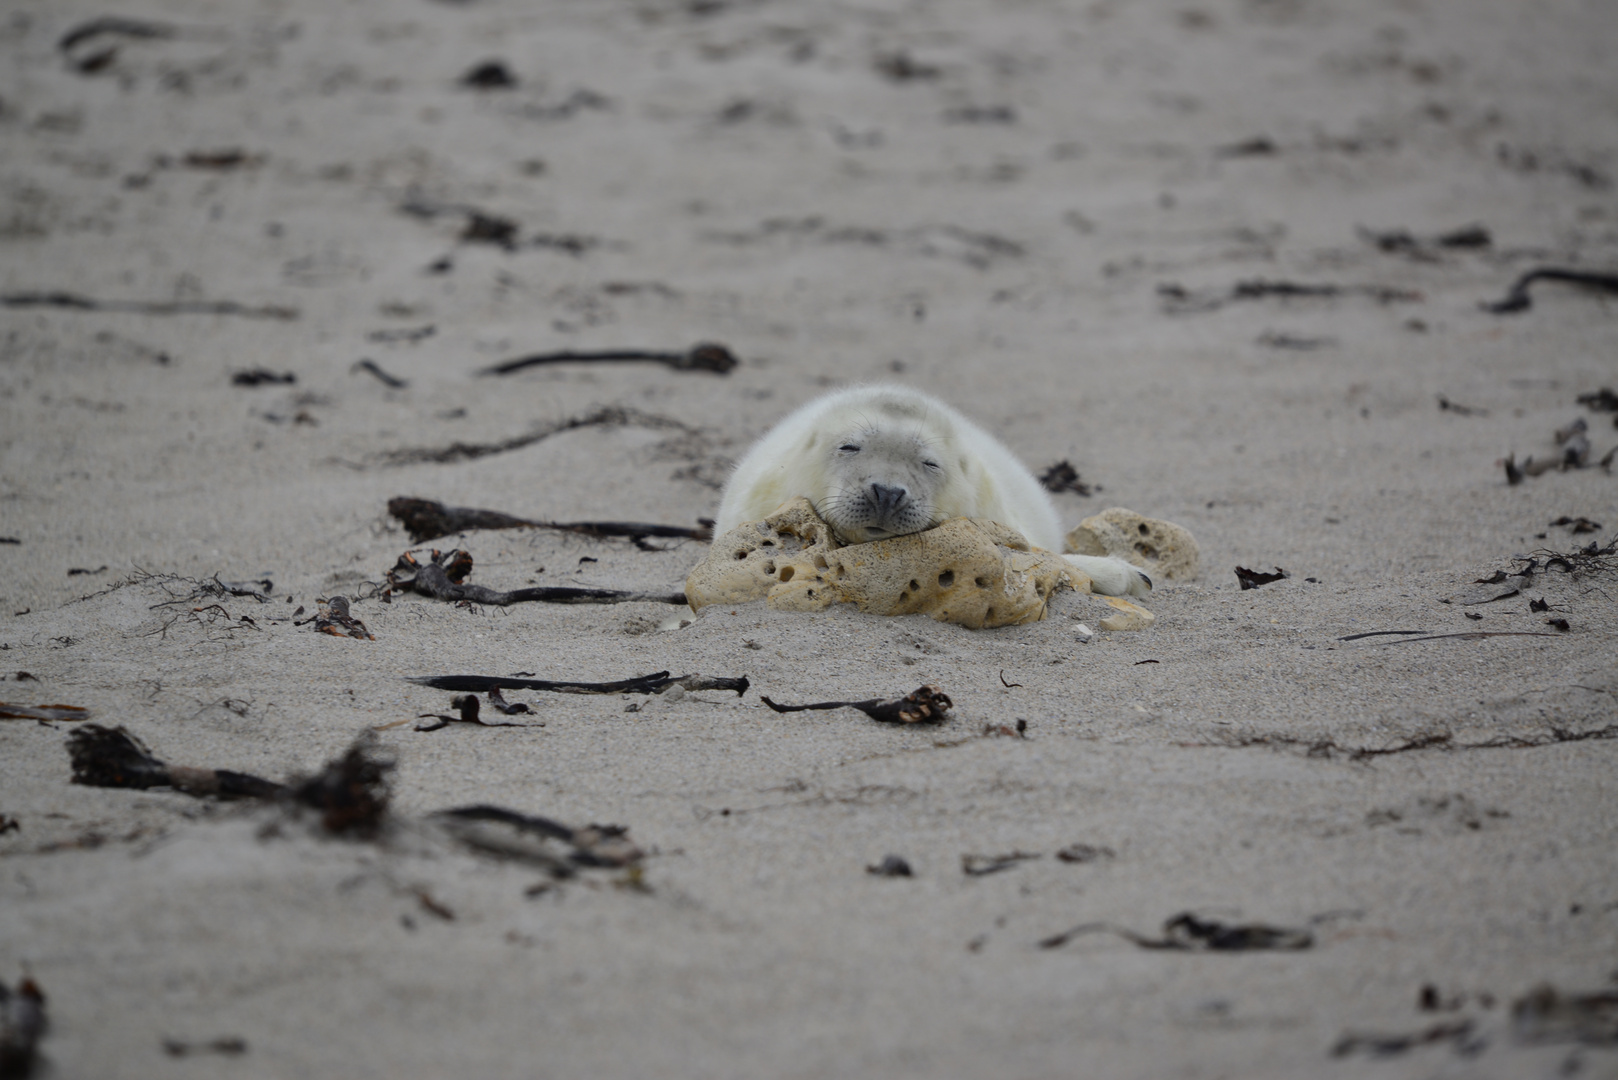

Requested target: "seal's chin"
[{"left": 826, "top": 518, "right": 931, "bottom": 545}]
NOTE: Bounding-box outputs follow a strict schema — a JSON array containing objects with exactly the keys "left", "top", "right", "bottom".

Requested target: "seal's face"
[{"left": 814, "top": 418, "right": 948, "bottom": 543}]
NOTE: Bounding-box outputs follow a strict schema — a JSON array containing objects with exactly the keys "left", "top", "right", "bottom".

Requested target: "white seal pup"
[{"left": 714, "top": 384, "right": 1152, "bottom": 597}]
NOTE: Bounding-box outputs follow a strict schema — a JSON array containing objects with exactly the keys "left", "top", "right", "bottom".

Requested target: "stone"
[
  {"left": 1065, "top": 507, "right": 1200, "bottom": 582},
  {"left": 1097, "top": 597, "right": 1155, "bottom": 632},
  {"left": 685, "top": 498, "right": 1092, "bottom": 630}
]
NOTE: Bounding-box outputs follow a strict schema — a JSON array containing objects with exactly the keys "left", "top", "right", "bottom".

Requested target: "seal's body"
[{"left": 715, "top": 385, "right": 1151, "bottom": 597}]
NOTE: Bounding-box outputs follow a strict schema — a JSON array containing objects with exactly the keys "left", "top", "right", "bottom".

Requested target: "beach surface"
[{"left": 2, "top": 0, "right": 1617, "bottom": 1076}]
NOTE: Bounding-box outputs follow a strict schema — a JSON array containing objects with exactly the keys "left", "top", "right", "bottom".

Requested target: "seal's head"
[{"left": 810, "top": 396, "right": 961, "bottom": 544}]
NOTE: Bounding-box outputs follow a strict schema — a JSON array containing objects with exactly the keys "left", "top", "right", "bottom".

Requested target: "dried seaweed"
[
  {"left": 1159, "top": 279, "right": 1422, "bottom": 314},
  {"left": 387, "top": 497, "right": 710, "bottom": 546},
  {"left": 1037, "top": 460, "right": 1093, "bottom": 496},
  {"left": 310, "top": 597, "right": 373, "bottom": 640},
  {"left": 1481, "top": 267, "right": 1618, "bottom": 314},
  {"left": 1331, "top": 1020, "right": 1477, "bottom": 1058},
  {"left": 285, "top": 737, "right": 393, "bottom": 837},
  {"left": 0, "top": 703, "right": 90, "bottom": 722},
  {"left": 1235, "top": 566, "right": 1288, "bottom": 590},
  {"left": 962, "top": 851, "right": 1039, "bottom": 877},
  {"left": 866, "top": 855, "right": 913, "bottom": 877},
  {"left": 1040, "top": 911, "right": 1313, "bottom": 951},
  {"left": 0, "top": 292, "right": 296, "bottom": 320},
  {"left": 0, "top": 978, "right": 46, "bottom": 1079},
  {"left": 404, "top": 694, "right": 531, "bottom": 733},
  {"left": 1199, "top": 724, "right": 1618, "bottom": 760},
  {"left": 410, "top": 672, "right": 748, "bottom": 697},
  {"left": 478, "top": 343, "right": 738, "bottom": 377},
  {"left": 430, "top": 804, "right": 642, "bottom": 876},
  {"left": 760, "top": 685, "right": 952, "bottom": 724},
  {"left": 372, "top": 406, "right": 689, "bottom": 467},
  {"left": 68, "top": 725, "right": 284, "bottom": 799},
  {"left": 1513, "top": 984, "right": 1618, "bottom": 1046},
  {"left": 351, "top": 359, "right": 408, "bottom": 389},
  {"left": 384, "top": 548, "right": 687, "bottom": 606}
]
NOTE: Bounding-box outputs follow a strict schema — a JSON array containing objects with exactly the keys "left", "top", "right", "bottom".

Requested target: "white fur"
[{"left": 715, "top": 385, "right": 1151, "bottom": 598}]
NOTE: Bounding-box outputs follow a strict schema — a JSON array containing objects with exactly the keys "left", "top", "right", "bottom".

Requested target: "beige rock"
[
  {"left": 685, "top": 498, "right": 1092, "bottom": 630},
  {"left": 1065, "top": 507, "right": 1200, "bottom": 582},
  {"left": 1097, "top": 596, "right": 1156, "bottom": 632}
]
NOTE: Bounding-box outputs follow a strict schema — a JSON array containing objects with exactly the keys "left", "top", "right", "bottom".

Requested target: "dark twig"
[
  {"left": 760, "top": 685, "right": 952, "bottom": 724},
  {"left": 409, "top": 672, "right": 749, "bottom": 697},
  {"left": 1, "top": 291, "right": 297, "bottom": 320},
  {"left": 1039, "top": 911, "right": 1313, "bottom": 951},
  {"left": 387, "top": 496, "right": 710, "bottom": 545},
  {"left": 478, "top": 343, "right": 738, "bottom": 377},
  {"left": 1481, "top": 267, "right": 1618, "bottom": 314},
  {"left": 384, "top": 548, "right": 687, "bottom": 606}
]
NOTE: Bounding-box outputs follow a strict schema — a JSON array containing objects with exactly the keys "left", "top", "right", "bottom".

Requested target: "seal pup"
[{"left": 714, "top": 384, "right": 1152, "bottom": 597}]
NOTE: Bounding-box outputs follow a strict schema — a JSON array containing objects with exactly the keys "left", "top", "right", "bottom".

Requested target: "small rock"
[
  {"left": 1098, "top": 597, "right": 1155, "bottom": 632},
  {"left": 1066, "top": 507, "right": 1200, "bottom": 581}
]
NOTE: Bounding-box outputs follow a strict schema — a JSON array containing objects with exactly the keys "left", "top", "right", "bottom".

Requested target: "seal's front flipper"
[{"left": 1063, "top": 554, "right": 1153, "bottom": 598}]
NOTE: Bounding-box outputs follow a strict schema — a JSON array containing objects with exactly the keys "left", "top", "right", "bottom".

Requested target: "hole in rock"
[{"left": 938, "top": 570, "right": 954, "bottom": 587}]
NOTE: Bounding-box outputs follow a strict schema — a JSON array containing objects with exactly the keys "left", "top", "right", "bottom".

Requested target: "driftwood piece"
[{"left": 384, "top": 548, "right": 687, "bottom": 606}]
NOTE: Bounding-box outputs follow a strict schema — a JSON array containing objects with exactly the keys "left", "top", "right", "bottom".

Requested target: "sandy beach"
[{"left": 3, "top": 0, "right": 1617, "bottom": 1076}]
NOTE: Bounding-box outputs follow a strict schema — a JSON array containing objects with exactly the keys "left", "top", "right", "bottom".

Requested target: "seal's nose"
[{"left": 870, "top": 483, "right": 906, "bottom": 514}]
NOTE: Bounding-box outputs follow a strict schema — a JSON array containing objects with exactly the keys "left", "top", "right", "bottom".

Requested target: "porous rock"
[
  {"left": 1065, "top": 507, "right": 1200, "bottom": 582},
  {"left": 685, "top": 498, "right": 1089, "bottom": 630}
]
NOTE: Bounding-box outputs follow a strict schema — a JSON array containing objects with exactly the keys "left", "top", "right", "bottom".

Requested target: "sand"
[{"left": 2, "top": 0, "right": 1617, "bottom": 1076}]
